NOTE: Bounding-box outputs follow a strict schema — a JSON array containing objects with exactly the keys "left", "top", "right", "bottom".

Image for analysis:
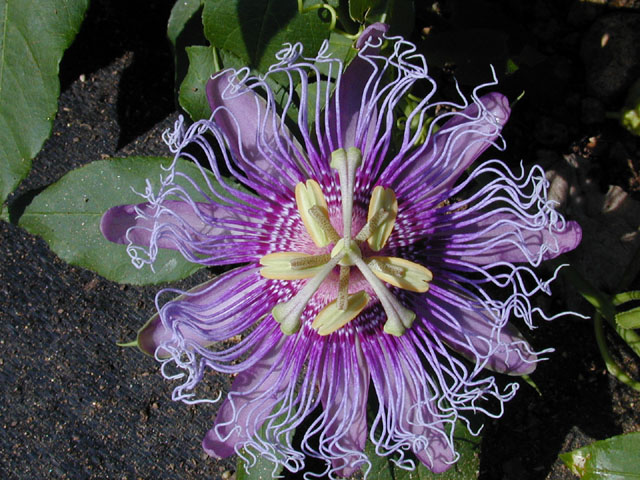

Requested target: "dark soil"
[{"left": 1, "top": 1, "right": 639, "bottom": 479}]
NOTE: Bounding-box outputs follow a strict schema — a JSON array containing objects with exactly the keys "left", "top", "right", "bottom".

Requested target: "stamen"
[
  {"left": 290, "top": 253, "right": 331, "bottom": 269},
  {"left": 312, "top": 290, "right": 370, "bottom": 336},
  {"left": 271, "top": 253, "right": 344, "bottom": 335},
  {"left": 260, "top": 252, "right": 330, "bottom": 280},
  {"left": 337, "top": 266, "right": 350, "bottom": 311},
  {"left": 295, "top": 179, "right": 332, "bottom": 247},
  {"left": 367, "top": 256, "right": 433, "bottom": 293},
  {"left": 352, "top": 255, "right": 416, "bottom": 336},
  {"left": 367, "top": 186, "right": 398, "bottom": 251},
  {"left": 354, "top": 208, "right": 390, "bottom": 243},
  {"left": 307, "top": 205, "right": 340, "bottom": 243},
  {"left": 331, "top": 148, "right": 362, "bottom": 241}
]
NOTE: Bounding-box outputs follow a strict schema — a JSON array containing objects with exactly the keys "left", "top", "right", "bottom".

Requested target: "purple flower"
[{"left": 101, "top": 24, "right": 581, "bottom": 478}]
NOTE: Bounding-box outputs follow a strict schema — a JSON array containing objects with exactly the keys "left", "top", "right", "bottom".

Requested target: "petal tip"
[
  {"left": 206, "top": 70, "right": 235, "bottom": 113},
  {"left": 100, "top": 204, "right": 137, "bottom": 244},
  {"left": 481, "top": 92, "right": 511, "bottom": 126},
  {"left": 202, "top": 433, "right": 235, "bottom": 459},
  {"left": 356, "top": 23, "right": 389, "bottom": 49},
  {"left": 560, "top": 220, "right": 582, "bottom": 254}
]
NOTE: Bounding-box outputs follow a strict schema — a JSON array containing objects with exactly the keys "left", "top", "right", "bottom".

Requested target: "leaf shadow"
[
  {"left": 59, "top": 0, "right": 175, "bottom": 149},
  {"left": 5, "top": 185, "right": 47, "bottom": 225},
  {"left": 236, "top": 0, "right": 297, "bottom": 70},
  {"left": 478, "top": 318, "right": 622, "bottom": 480}
]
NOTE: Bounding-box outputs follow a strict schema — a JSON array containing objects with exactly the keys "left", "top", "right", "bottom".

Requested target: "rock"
[
  {"left": 581, "top": 97, "right": 605, "bottom": 124},
  {"left": 580, "top": 12, "right": 640, "bottom": 101}
]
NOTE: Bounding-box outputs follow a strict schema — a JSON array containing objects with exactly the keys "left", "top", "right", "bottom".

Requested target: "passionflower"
[{"left": 101, "top": 23, "right": 581, "bottom": 478}]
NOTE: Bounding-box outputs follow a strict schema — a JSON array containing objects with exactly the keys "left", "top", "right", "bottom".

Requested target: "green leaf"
[
  {"left": 319, "top": 31, "right": 357, "bottom": 76},
  {"left": 178, "top": 46, "right": 301, "bottom": 123},
  {"left": 167, "top": 0, "right": 205, "bottom": 47},
  {"left": 614, "top": 291, "right": 640, "bottom": 329},
  {"left": 19, "top": 157, "right": 208, "bottom": 285},
  {"left": 0, "top": 0, "right": 89, "bottom": 212},
  {"left": 179, "top": 45, "right": 218, "bottom": 121},
  {"left": 365, "top": 439, "right": 394, "bottom": 479},
  {"left": 236, "top": 452, "right": 284, "bottom": 480},
  {"left": 167, "top": 0, "right": 207, "bottom": 109},
  {"left": 349, "top": 0, "right": 381, "bottom": 22},
  {"left": 217, "top": 49, "right": 300, "bottom": 124},
  {"left": 367, "top": 0, "right": 415, "bottom": 38},
  {"left": 621, "top": 79, "right": 640, "bottom": 137},
  {"left": 559, "top": 432, "right": 640, "bottom": 479},
  {"left": 616, "top": 307, "right": 640, "bottom": 330},
  {"left": 203, "top": 0, "right": 331, "bottom": 75},
  {"left": 365, "top": 420, "right": 481, "bottom": 480},
  {"left": 235, "top": 401, "right": 290, "bottom": 480}
]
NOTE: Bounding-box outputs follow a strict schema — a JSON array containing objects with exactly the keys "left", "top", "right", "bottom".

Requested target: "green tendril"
[
  {"left": 333, "top": 27, "right": 361, "bottom": 40},
  {"left": 297, "top": 1, "right": 337, "bottom": 31}
]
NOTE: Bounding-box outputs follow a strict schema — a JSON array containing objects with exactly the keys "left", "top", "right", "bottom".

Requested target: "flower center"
[{"left": 259, "top": 147, "right": 433, "bottom": 337}]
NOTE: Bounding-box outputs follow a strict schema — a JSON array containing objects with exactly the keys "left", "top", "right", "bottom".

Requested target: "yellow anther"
[
  {"left": 367, "top": 186, "right": 398, "bottom": 251},
  {"left": 367, "top": 256, "right": 433, "bottom": 293},
  {"left": 312, "top": 291, "right": 370, "bottom": 336},
  {"left": 260, "top": 252, "right": 329, "bottom": 280},
  {"left": 295, "top": 179, "right": 332, "bottom": 247}
]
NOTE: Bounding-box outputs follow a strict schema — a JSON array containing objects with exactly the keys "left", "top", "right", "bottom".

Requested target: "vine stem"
[
  {"left": 550, "top": 257, "right": 640, "bottom": 388},
  {"left": 594, "top": 312, "right": 640, "bottom": 391}
]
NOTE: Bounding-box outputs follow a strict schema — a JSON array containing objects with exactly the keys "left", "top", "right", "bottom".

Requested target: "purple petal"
[
  {"left": 386, "top": 93, "right": 511, "bottom": 198},
  {"left": 318, "top": 338, "right": 369, "bottom": 476},
  {"left": 426, "top": 293, "right": 537, "bottom": 375},
  {"left": 355, "top": 23, "right": 389, "bottom": 50},
  {"left": 101, "top": 199, "right": 252, "bottom": 252},
  {"left": 101, "top": 200, "right": 216, "bottom": 250},
  {"left": 325, "top": 23, "right": 389, "bottom": 151},
  {"left": 364, "top": 333, "right": 455, "bottom": 473},
  {"left": 202, "top": 337, "right": 289, "bottom": 458},
  {"left": 451, "top": 213, "right": 582, "bottom": 265},
  {"left": 206, "top": 72, "right": 301, "bottom": 189},
  {"left": 137, "top": 266, "right": 270, "bottom": 357},
  {"left": 394, "top": 361, "right": 455, "bottom": 472}
]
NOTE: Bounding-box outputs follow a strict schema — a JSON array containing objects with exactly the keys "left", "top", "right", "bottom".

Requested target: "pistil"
[
  {"left": 330, "top": 147, "right": 362, "bottom": 242},
  {"left": 261, "top": 147, "right": 433, "bottom": 337}
]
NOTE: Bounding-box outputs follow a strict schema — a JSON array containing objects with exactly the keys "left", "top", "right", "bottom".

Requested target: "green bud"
[{"left": 621, "top": 79, "right": 640, "bottom": 136}]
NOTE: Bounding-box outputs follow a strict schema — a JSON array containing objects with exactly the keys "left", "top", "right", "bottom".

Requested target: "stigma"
[{"left": 260, "top": 147, "right": 433, "bottom": 337}]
